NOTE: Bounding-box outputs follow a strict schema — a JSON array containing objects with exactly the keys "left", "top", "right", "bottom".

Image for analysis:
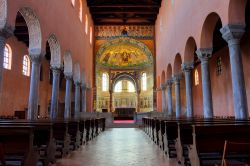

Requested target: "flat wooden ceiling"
[{"left": 87, "top": 0, "right": 162, "bottom": 25}]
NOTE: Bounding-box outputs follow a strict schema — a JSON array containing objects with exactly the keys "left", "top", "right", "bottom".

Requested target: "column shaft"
[
  {"left": 81, "top": 85, "right": 87, "bottom": 112},
  {"left": 173, "top": 75, "right": 181, "bottom": 118},
  {"left": 161, "top": 84, "right": 167, "bottom": 113},
  {"left": 167, "top": 80, "right": 173, "bottom": 116},
  {"left": 196, "top": 48, "right": 213, "bottom": 118},
  {"left": 50, "top": 67, "right": 61, "bottom": 119},
  {"left": 28, "top": 60, "right": 41, "bottom": 120},
  {"left": 182, "top": 63, "right": 194, "bottom": 118},
  {"left": 64, "top": 76, "right": 72, "bottom": 119},
  {"left": 0, "top": 36, "right": 5, "bottom": 93},
  {"left": 74, "top": 82, "right": 80, "bottom": 119},
  {"left": 220, "top": 24, "right": 248, "bottom": 119}
]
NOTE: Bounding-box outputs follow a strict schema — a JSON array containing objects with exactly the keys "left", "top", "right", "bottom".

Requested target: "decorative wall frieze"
[{"left": 95, "top": 25, "right": 154, "bottom": 39}]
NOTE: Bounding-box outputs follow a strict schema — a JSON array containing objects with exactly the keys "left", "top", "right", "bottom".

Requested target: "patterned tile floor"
[{"left": 55, "top": 128, "right": 178, "bottom": 166}]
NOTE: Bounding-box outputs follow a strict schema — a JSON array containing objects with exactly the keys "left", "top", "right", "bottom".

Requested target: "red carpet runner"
[{"left": 113, "top": 120, "right": 135, "bottom": 124}]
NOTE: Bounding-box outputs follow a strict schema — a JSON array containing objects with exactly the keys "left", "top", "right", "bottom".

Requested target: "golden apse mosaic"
[{"left": 96, "top": 38, "right": 153, "bottom": 69}]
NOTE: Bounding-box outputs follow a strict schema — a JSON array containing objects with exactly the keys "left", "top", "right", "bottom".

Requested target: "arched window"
[
  {"left": 71, "top": 0, "right": 75, "bottom": 6},
  {"left": 79, "top": 0, "right": 83, "bottom": 22},
  {"left": 102, "top": 73, "right": 108, "bottom": 91},
  {"left": 195, "top": 69, "right": 199, "bottom": 86},
  {"left": 216, "top": 57, "right": 222, "bottom": 76},
  {"left": 85, "top": 14, "right": 88, "bottom": 34},
  {"left": 128, "top": 81, "right": 135, "bottom": 92},
  {"left": 142, "top": 72, "right": 147, "bottom": 91},
  {"left": 90, "top": 26, "right": 93, "bottom": 44},
  {"left": 22, "top": 55, "right": 31, "bottom": 76},
  {"left": 114, "top": 81, "right": 122, "bottom": 92},
  {"left": 3, "top": 44, "right": 12, "bottom": 70}
]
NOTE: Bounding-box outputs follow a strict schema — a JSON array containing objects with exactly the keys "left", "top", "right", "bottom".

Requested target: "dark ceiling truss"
[{"left": 87, "top": 0, "right": 162, "bottom": 25}]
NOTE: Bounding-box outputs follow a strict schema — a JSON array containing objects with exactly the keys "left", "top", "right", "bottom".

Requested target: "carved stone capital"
[
  {"left": 64, "top": 74, "right": 72, "bottom": 80},
  {"left": 0, "top": 25, "right": 13, "bottom": 39},
  {"left": 81, "top": 83, "right": 87, "bottom": 90},
  {"left": 196, "top": 48, "right": 213, "bottom": 63},
  {"left": 173, "top": 74, "right": 182, "bottom": 84},
  {"left": 220, "top": 24, "right": 245, "bottom": 45},
  {"left": 160, "top": 83, "right": 166, "bottom": 91},
  {"left": 166, "top": 79, "right": 173, "bottom": 87},
  {"left": 181, "top": 62, "right": 194, "bottom": 72},
  {"left": 74, "top": 81, "right": 81, "bottom": 86},
  {"left": 29, "top": 48, "right": 43, "bottom": 64},
  {"left": 50, "top": 66, "right": 61, "bottom": 74}
]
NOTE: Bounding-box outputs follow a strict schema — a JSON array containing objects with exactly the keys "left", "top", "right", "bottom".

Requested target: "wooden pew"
[
  {"left": 0, "top": 125, "right": 39, "bottom": 166},
  {"left": 84, "top": 119, "right": 91, "bottom": 143},
  {"left": 0, "top": 120, "right": 56, "bottom": 166},
  {"left": 79, "top": 119, "right": 85, "bottom": 145},
  {"left": 68, "top": 120, "right": 81, "bottom": 150},
  {"left": 188, "top": 122, "right": 250, "bottom": 166},
  {"left": 52, "top": 120, "right": 70, "bottom": 158}
]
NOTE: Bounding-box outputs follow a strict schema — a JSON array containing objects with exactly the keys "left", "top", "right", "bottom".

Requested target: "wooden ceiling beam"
[
  {"left": 94, "top": 22, "right": 155, "bottom": 25},
  {"left": 89, "top": 5, "right": 160, "bottom": 8},
  {"left": 91, "top": 11, "right": 157, "bottom": 14}
]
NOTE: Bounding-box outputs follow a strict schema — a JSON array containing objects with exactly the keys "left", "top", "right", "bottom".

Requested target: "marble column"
[
  {"left": 161, "top": 83, "right": 167, "bottom": 113},
  {"left": 0, "top": 27, "right": 13, "bottom": 94},
  {"left": 64, "top": 75, "right": 72, "bottom": 119},
  {"left": 181, "top": 62, "right": 194, "bottom": 118},
  {"left": 137, "top": 90, "right": 141, "bottom": 112},
  {"left": 81, "top": 84, "right": 87, "bottom": 113},
  {"left": 196, "top": 48, "right": 213, "bottom": 118},
  {"left": 50, "top": 67, "right": 61, "bottom": 120},
  {"left": 109, "top": 90, "right": 113, "bottom": 112},
  {"left": 74, "top": 81, "right": 81, "bottom": 119},
  {"left": 220, "top": 24, "right": 248, "bottom": 119},
  {"left": 173, "top": 74, "right": 182, "bottom": 118},
  {"left": 27, "top": 55, "right": 42, "bottom": 120},
  {"left": 166, "top": 79, "right": 173, "bottom": 116}
]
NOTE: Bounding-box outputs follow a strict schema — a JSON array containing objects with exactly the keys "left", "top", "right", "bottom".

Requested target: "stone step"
[{"left": 108, "top": 123, "right": 139, "bottom": 128}]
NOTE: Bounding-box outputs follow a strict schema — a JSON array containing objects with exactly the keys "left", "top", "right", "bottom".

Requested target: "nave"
[{"left": 55, "top": 128, "right": 176, "bottom": 166}]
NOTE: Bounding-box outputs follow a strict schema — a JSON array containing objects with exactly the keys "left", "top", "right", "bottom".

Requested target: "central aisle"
[{"left": 55, "top": 128, "right": 177, "bottom": 166}]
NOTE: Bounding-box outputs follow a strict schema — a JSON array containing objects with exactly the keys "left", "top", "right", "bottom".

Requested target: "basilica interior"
[{"left": 1, "top": 0, "right": 250, "bottom": 166}]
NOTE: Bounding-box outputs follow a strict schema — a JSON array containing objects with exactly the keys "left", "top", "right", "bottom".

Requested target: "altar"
[{"left": 113, "top": 108, "right": 136, "bottom": 120}]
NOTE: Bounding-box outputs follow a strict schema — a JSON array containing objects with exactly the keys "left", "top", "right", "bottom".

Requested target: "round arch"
[
  {"left": 111, "top": 72, "right": 138, "bottom": 92},
  {"left": 81, "top": 69, "right": 86, "bottom": 85},
  {"left": 161, "top": 70, "right": 165, "bottom": 84},
  {"left": 166, "top": 64, "right": 172, "bottom": 80},
  {"left": 173, "top": 53, "right": 182, "bottom": 74},
  {"left": 47, "top": 34, "right": 61, "bottom": 68},
  {"left": 199, "top": 12, "right": 222, "bottom": 48},
  {"left": 96, "top": 37, "right": 153, "bottom": 69},
  {"left": 73, "top": 63, "right": 81, "bottom": 83},
  {"left": 228, "top": 0, "right": 248, "bottom": 24},
  {"left": 18, "top": 7, "right": 42, "bottom": 56},
  {"left": 184, "top": 37, "right": 197, "bottom": 63},
  {"left": 64, "top": 51, "right": 73, "bottom": 76}
]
